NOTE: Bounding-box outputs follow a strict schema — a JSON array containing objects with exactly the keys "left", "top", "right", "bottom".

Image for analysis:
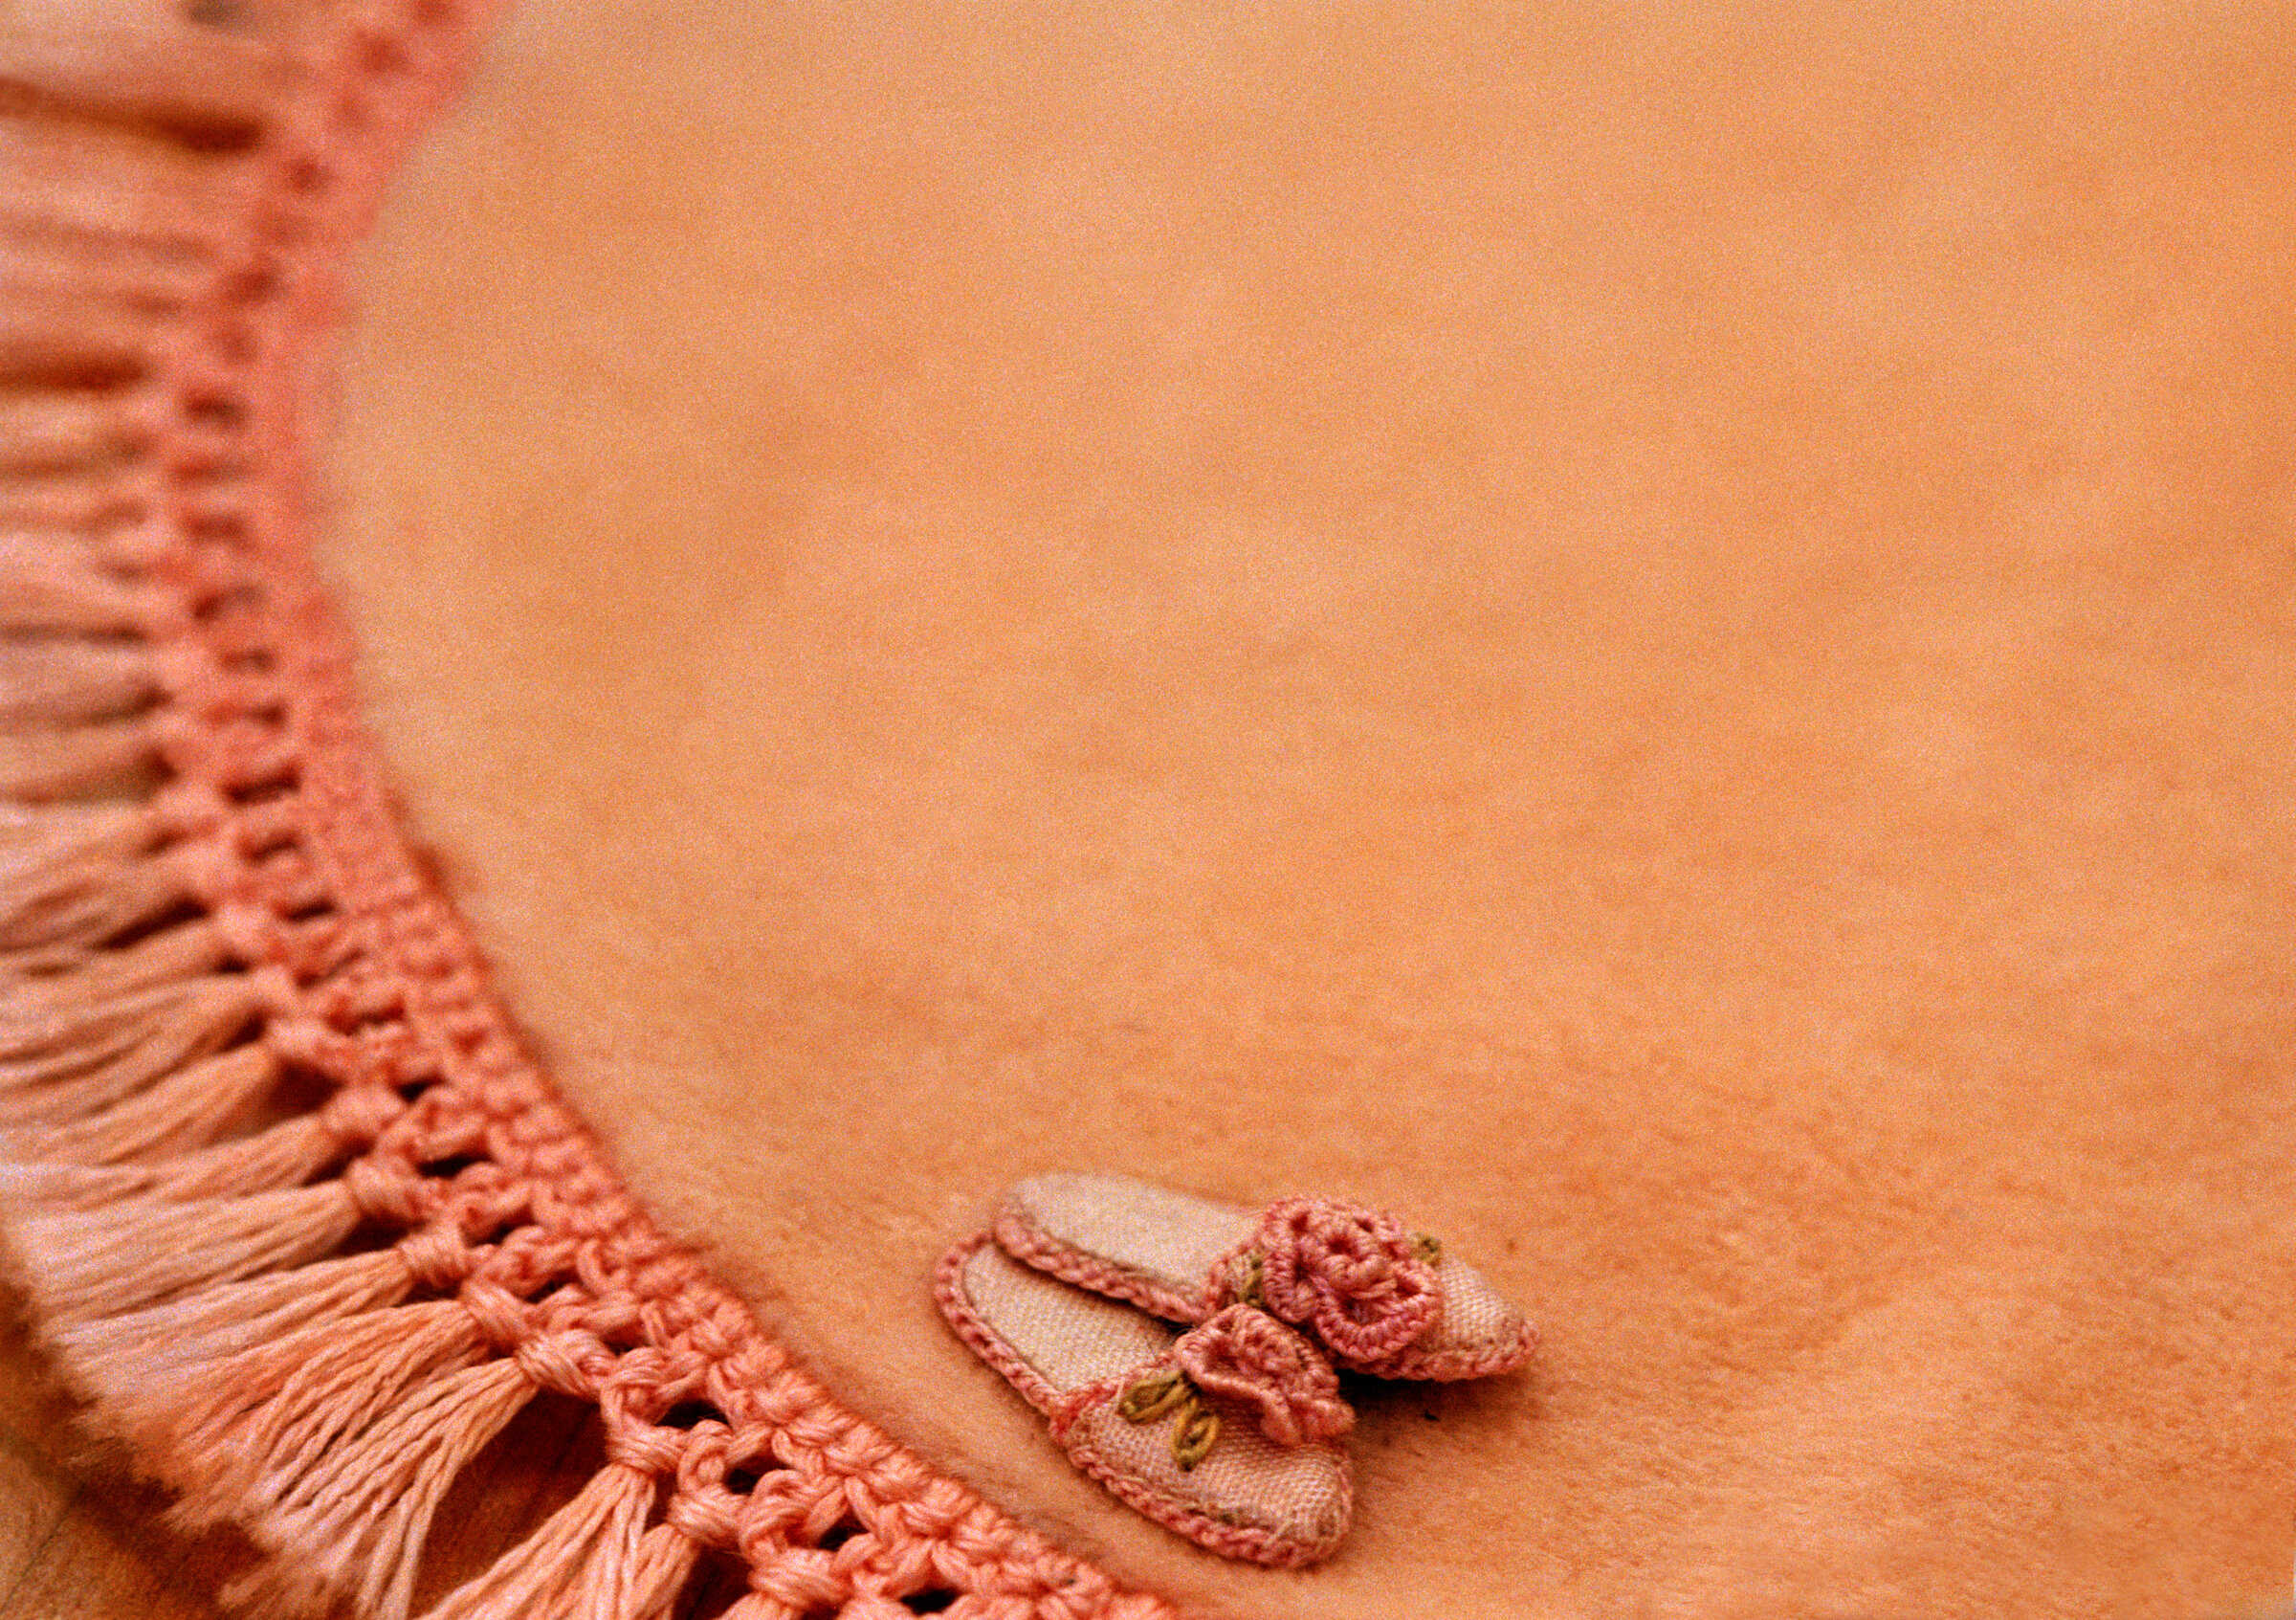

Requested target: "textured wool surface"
[{"left": 320, "top": 2, "right": 2294, "bottom": 1616}]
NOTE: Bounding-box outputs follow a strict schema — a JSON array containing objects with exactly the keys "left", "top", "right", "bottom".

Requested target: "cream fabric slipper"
[
  {"left": 936, "top": 1232, "right": 1354, "bottom": 1567},
  {"left": 996, "top": 1172, "right": 1535, "bottom": 1381}
]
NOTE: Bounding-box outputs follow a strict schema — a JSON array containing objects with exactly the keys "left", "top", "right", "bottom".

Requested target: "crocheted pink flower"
[
  {"left": 1174, "top": 1305, "right": 1354, "bottom": 1448},
  {"left": 1250, "top": 1197, "right": 1442, "bottom": 1365}
]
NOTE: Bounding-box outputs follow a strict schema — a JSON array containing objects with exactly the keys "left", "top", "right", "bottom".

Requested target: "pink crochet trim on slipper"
[
  {"left": 945, "top": 1178, "right": 1539, "bottom": 1564},
  {"left": 0, "top": 7, "right": 1172, "bottom": 1618},
  {"left": 936, "top": 1234, "right": 1353, "bottom": 1569},
  {"left": 999, "top": 1171, "right": 1537, "bottom": 1381}
]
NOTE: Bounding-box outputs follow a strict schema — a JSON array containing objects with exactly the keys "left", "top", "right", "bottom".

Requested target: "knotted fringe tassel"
[
  {"left": 0, "top": 1109, "right": 342, "bottom": 1209},
  {"left": 0, "top": 975, "right": 258, "bottom": 1125},
  {"left": 0, "top": 803, "right": 179, "bottom": 964},
  {"left": 0, "top": 638, "right": 157, "bottom": 728},
  {"left": 620, "top": 1525, "right": 708, "bottom": 1620},
  {"left": 163, "top": 1297, "right": 489, "bottom": 1520},
  {"left": 0, "top": 1040, "right": 278, "bottom": 1163},
  {"left": 0, "top": 718, "right": 157, "bottom": 800},
  {"left": 0, "top": 536, "right": 159, "bottom": 635},
  {"left": 226, "top": 1359, "right": 537, "bottom": 1620},
  {"left": 55, "top": 1248, "right": 413, "bottom": 1400},
  {"left": 0, "top": 14, "right": 829, "bottom": 1620},
  {"left": 62, "top": 1266, "right": 542, "bottom": 1620},
  {"left": 0, "top": 392, "right": 140, "bottom": 477},
  {"left": 415, "top": 1462, "right": 686, "bottom": 1620},
  {"left": 11, "top": 1177, "right": 358, "bottom": 1321},
  {"left": 1, "top": 914, "right": 227, "bottom": 1005}
]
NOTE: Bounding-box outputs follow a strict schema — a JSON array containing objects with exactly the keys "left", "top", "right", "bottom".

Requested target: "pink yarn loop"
[
  {"left": 1219, "top": 1196, "right": 1443, "bottom": 1366},
  {"left": 1172, "top": 1305, "right": 1353, "bottom": 1448}
]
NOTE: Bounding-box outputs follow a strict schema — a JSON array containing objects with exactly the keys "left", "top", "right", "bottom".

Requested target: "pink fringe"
[
  {"left": 415, "top": 1462, "right": 653, "bottom": 1620},
  {"left": 0, "top": 1110, "right": 341, "bottom": 1209},
  {"left": 0, "top": 810, "right": 178, "bottom": 960},
  {"left": 12, "top": 1178, "right": 357, "bottom": 1321},
  {"left": 228, "top": 1359, "right": 536, "bottom": 1620},
  {"left": 55, "top": 1248, "right": 412, "bottom": 1404},
  {"left": 0, "top": 639, "right": 156, "bottom": 727},
  {"left": 0, "top": 0, "right": 1184, "bottom": 1615},
  {"left": 0, "top": 539, "right": 157, "bottom": 632},
  {"left": 2, "top": 917, "right": 227, "bottom": 1008},
  {"left": 1, "top": 1039, "right": 277, "bottom": 1162},
  {"left": 165, "top": 1298, "right": 487, "bottom": 1522},
  {"left": 0, "top": 977, "right": 258, "bottom": 1126},
  {"left": 615, "top": 1523, "right": 703, "bottom": 1620}
]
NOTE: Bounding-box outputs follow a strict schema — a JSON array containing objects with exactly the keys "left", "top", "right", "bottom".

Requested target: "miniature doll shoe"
[
  {"left": 936, "top": 1232, "right": 1353, "bottom": 1566},
  {"left": 996, "top": 1171, "right": 1535, "bottom": 1380}
]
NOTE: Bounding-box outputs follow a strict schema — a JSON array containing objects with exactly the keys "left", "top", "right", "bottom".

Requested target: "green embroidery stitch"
[
  {"left": 1116, "top": 1368, "right": 1191, "bottom": 1424},
  {"left": 1411, "top": 1231, "right": 1443, "bottom": 1266},
  {"left": 1234, "top": 1249, "right": 1267, "bottom": 1308},
  {"left": 1173, "top": 1405, "right": 1222, "bottom": 1472},
  {"left": 1118, "top": 1369, "right": 1223, "bottom": 1471}
]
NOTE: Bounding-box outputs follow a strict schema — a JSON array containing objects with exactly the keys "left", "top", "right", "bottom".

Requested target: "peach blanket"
[
  {"left": 1, "top": 2, "right": 2288, "bottom": 1617},
  {"left": 322, "top": 4, "right": 2295, "bottom": 1616}
]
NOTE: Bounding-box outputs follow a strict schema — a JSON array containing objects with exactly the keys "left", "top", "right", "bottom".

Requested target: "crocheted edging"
[{"left": 0, "top": 6, "right": 1175, "bottom": 1618}]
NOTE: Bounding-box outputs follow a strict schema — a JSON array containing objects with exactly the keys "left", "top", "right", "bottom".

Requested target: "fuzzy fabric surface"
[
  {"left": 320, "top": 2, "right": 2295, "bottom": 1616},
  {"left": 0, "top": 5, "right": 1181, "bottom": 1616}
]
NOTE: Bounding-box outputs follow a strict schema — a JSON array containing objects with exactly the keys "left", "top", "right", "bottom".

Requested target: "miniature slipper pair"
[{"left": 936, "top": 1171, "right": 1535, "bottom": 1566}]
